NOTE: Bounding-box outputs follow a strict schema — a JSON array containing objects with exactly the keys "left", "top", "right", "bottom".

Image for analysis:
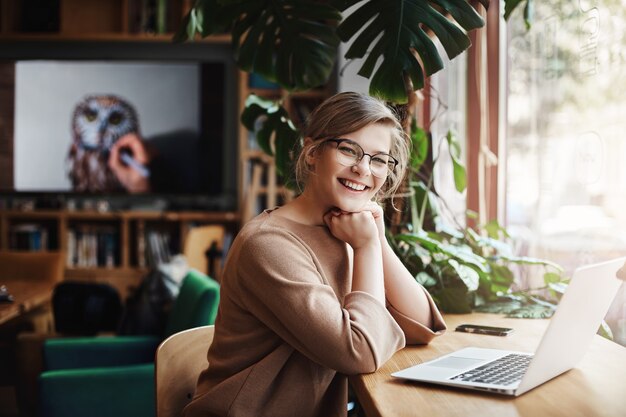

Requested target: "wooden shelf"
[
  {"left": 0, "top": 209, "right": 239, "bottom": 221},
  {"left": 0, "top": 209, "right": 238, "bottom": 296},
  {"left": 248, "top": 87, "right": 283, "bottom": 98},
  {"left": 290, "top": 90, "right": 328, "bottom": 99},
  {"left": 0, "top": 32, "right": 231, "bottom": 43},
  {"left": 0, "top": 0, "right": 223, "bottom": 44}
]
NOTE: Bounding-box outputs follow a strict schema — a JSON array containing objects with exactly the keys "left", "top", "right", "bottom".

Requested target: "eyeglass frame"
[{"left": 322, "top": 138, "right": 398, "bottom": 178}]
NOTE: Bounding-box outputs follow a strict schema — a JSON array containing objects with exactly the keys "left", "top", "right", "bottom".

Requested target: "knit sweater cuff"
[
  {"left": 343, "top": 291, "right": 406, "bottom": 372},
  {"left": 386, "top": 287, "right": 447, "bottom": 345}
]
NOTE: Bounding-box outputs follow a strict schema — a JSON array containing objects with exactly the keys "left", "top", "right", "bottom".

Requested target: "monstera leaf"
[
  {"left": 178, "top": 0, "right": 492, "bottom": 101},
  {"left": 504, "top": 0, "right": 533, "bottom": 29},
  {"left": 334, "top": 0, "right": 488, "bottom": 103},
  {"left": 175, "top": 1, "right": 538, "bottom": 103},
  {"left": 178, "top": 0, "right": 341, "bottom": 91},
  {"left": 241, "top": 95, "right": 300, "bottom": 176},
  {"left": 232, "top": 0, "right": 341, "bottom": 90}
]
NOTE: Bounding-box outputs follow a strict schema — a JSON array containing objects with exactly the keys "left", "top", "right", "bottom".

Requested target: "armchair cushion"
[
  {"left": 39, "top": 363, "right": 155, "bottom": 417},
  {"left": 164, "top": 268, "right": 220, "bottom": 336},
  {"left": 44, "top": 335, "right": 160, "bottom": 371}
]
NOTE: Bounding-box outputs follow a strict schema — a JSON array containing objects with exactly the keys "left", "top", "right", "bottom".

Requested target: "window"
[
  {"left": 504, "top": 0, "right": 626, "bottom": 343},
  {"left": 429, "top": 47, "right": 468, "bottom": 227}
]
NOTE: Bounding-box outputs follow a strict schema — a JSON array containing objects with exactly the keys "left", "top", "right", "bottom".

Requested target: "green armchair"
[{"left": 38, "top": 269, "right": 219, "bottom": 417}]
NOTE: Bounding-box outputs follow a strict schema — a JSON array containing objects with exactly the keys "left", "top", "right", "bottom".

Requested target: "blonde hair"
[{"left": 294, "top": 92, "right": 409, "bottom": 200}]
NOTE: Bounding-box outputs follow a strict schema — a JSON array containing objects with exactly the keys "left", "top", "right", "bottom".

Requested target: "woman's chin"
[{"left": 334, "top": 199, "right": 371, "bottom": 213}]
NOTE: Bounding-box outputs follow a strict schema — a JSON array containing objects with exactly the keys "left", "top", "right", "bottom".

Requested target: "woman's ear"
[{"left": 303, "top": 137, "right": 316, "bottom": 166}]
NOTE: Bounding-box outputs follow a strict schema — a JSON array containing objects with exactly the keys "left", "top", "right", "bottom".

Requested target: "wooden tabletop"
[
  {"left": 349, "top": 313, "right": 626, "bottom": 417},
  {"left": 0, "top": 279, "right": 54, "bottom": 325}
]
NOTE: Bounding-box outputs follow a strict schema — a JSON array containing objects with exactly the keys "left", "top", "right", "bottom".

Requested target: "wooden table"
[
  {"left": 349, "top": 313, "right": 626, "bottom": 417},
  {"left": 0, "top": 279, "right": 54, "bottom": 325}
]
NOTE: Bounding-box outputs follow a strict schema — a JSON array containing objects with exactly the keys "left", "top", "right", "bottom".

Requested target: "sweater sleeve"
[
  {"left": 234, "top": 229, "right": 405, "bottom": 375},
  {"left": 386, "top": 286, "right": 447, "bottom": 345}
]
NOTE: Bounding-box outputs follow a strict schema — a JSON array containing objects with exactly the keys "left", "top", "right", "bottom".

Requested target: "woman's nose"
[{"left": 352, "top": 157, "right": 372, "bottom": 176}]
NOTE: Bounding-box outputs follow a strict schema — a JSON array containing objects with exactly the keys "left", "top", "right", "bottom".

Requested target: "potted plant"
[{"left": 175, "top": 0, "right": 577, "bottom": 320}]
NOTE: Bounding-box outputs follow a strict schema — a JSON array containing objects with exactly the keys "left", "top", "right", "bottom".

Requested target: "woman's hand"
[
  {"left": 323, "top": 209, "right": 379, "bottom": 249},
  {"left": 361, "top": 201, "right": 386, "bottom": 242},
  {"left": 327, "top": 202, "right": 387, "bottom": 244}
]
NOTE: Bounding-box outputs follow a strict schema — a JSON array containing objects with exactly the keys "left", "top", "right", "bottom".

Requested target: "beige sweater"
[{"left": 183, "top": 209, "right": 446, "bottom": 417}]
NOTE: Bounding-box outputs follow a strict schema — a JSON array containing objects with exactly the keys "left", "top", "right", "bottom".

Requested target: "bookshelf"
[
  {"left": 0, "top": 209, "right": 238, "bottom": 297},
  {"left": 0, "top": 0, "right": 216, "bottom": 41}
]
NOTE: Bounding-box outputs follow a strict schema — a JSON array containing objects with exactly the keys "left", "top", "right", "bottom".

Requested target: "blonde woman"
[{"left": 184, "top": 92, "right": 446, "bottom": 417}]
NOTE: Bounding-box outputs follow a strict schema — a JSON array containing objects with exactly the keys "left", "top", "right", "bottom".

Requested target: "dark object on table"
[
  {"left": 455, "top": 324, "right": 514, "bottom": 336},
  {"left": 0, "top": 285, "right": 14, "bottom": 303}
]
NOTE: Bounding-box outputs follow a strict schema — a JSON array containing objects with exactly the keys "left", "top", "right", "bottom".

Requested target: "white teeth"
[{"left": 340, "top": 179, "right": 366, "bottom": 191}]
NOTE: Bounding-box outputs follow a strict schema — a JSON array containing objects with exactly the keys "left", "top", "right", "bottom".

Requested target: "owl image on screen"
[{"left": 67, "top": 94, "right": 143, "bottom": 193}]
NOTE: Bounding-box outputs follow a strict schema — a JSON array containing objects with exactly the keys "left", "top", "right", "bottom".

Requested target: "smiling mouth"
[{"left": 338, "top": 178, "right": 370, "bottom": 192}]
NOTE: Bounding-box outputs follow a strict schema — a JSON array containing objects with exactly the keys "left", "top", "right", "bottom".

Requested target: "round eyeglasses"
[{"left": 324, "top": 138, "right": 398, "bottom": 179}]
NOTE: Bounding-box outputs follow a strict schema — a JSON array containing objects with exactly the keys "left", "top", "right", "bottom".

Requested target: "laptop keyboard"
[{"left": 449, "top": 353, "right": 533, "bottom": 386}]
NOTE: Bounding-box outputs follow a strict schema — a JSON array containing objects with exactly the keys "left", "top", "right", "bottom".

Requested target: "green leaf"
[
  {"left": 241, "top": 94, "right": 274, "bottom": 127},
  {"left": 433, "top": 287, "right": 473, "bottom": 314},
  {"left": 441, "top": 244, "right": 490, "bottom": 274},
  {"left": 499, "top": 255, "right": 564, "bottom": 272},
  {"left": 451, "top": 158, "right": 467, "bottom": 193},
  {"left": 505, "top": 304, "right": 555, "bottom": 319},
  {"left": 398, "top": 233, "right": 489, "bottom": 274},
  {"left": 410, "top": 119, "right": 429, "bottom": 171},
  {"left": 543, "top": 272, "right": 562, "bottom": 285},
  {"left": 475, "top": 300, "right": 555, "bottom": 318},
  {"left": 445, "top": 130, "right": 466, "bottom": 192},
  {"left": 471, "top": 233, "right": 514, "bottom": 257},
  {"left": 415, "top": 272, "right": 438, "bottom": 288},
  {"left": 448, "top": 259, "right": 479, "bottom": 291},
  {"left": 410, "top": 181, "right": 440, "bottom": 219},
  {"left": 503, "top": 0, "right": 534, "bottom": 29},
  {"left": 397, "top": 232, "right": 443, "bottom": 253},
  {"left": 274, "top": 121, "right": 300, "bottom": 176},
  {"left": 241, "top": 94, "right": 300, "bottom": 175},
  {"left": 475, "top": 299, "right": 523, "bottom": 314},
  {"left": 228, "top": 0, "right": 340, "bottom": 91},
  {"left": 445, "top": 130, "right": 461, "bottom": 158},
  {"left": 173, "top": 12, "right": 193, "bottom": 43},
  {"left": 173, "top": 0, "right": 235, "bottom": 42},
  {"left": 434, "top": 217, "right": 464, "bottom": 239},
  {"left": 503, "top": 0, "right": 525, "bottom": 20},
  {"left": 489, "top": 263, "right": 515, "bottom": 287},
  {"left": 523, "top": 0, "right": 534, "bottom": 30},
  {"left": 336, "top": 0, "right": 485, "bottom": 103},
  {"left": 547, "top": 282, "right": 568, "bottom": 295},
  {"left": 482, "top": 219, "right": 511, "bottom": 240}
]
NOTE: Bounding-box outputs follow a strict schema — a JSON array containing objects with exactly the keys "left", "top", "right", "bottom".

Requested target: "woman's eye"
[
  {"left": 338, "top": 145, "right": 358, "bottom": 156},
  {"left": 371, "top": 156, "right": 388, "bottom": 166}
]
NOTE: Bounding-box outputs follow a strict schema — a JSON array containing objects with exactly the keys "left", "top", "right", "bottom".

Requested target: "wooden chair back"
[
  {"left": 0, "top": 251, "right": 64, "bottom": 282},
  {"left": 155, "top": 325, "right": 214, "bottom": 417}
]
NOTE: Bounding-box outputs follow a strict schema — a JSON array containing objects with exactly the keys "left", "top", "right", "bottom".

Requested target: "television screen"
[
  {"left": 0, "top": 41, "right": 238, "bottom": 211},
  {"left": 14, "top": 60, "right": 202, "bottom": 193}
]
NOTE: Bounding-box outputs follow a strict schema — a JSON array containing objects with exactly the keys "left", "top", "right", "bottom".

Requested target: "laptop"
[{"left": 392, "top": 257, "right": 625, "bottom": 396}]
